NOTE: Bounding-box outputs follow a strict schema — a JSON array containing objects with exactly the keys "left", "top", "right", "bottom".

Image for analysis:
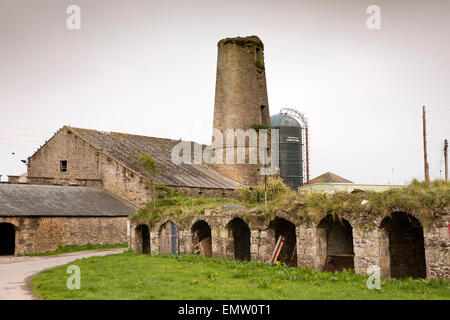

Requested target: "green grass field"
[
  {"left": 31, "top": 252, "right": 450, "bottom": 300},
  {"left": 22, "top": 243, "right": 127, "bottom": 256}
]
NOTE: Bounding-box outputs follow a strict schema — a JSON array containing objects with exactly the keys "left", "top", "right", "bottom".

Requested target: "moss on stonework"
[
  {"left": 129, "top": 196, "right": 246, "bottom": 228},
  {"left": 251, "top": 123, "right": 270, "bottom": 132},
  {"left": 130, "top": 179, "right": 449, "bottom": 229},
  {"left": 219, "top": 35, "right": 264, "bottom": 48}
]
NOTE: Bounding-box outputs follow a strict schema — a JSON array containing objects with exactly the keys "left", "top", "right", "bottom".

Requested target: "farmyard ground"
[{"left": 31, "top": 252, "right": 450, "bottom": 300}]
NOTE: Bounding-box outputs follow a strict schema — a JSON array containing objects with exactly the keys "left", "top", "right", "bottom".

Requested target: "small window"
[
  {"left": 255, "top": 47, "right": 263, "bottom": 66},
  {"left": 255, "top": 47, "right": 261, "bottom": 61},
  {"left": 60, "top": 160, "right": 67, "bottom": 172}
]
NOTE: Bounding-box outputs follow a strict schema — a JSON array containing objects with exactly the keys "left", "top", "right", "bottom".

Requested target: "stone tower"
[{"left": 211, "top": 36, "right": 271, "bottom": 186}]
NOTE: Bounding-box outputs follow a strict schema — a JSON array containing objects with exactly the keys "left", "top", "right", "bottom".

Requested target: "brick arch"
[
  {"left": 221, "top": 214, "right": 252, "bottom": 230},
  {"left": 134, "top": 224, "right": 150, "bottom": 254},
  {"left": 378, "top": 211, "right": 426, "bottom": 279},
  {"left": 191, "top": 219, "right": 212, "bottom": 257},
  {"left": 152, "top": 217, "right": 178, "bottom": 234},
  {"left": 0, "top": 219, "right": 19, "bottom": 230},
  {"left": 316, "top": 214, "right": 355, "bottom": 272},
  {"left": 156, "top": 218, "right": 179, "bottom": 255},
  {"left": 189, "top": 215, "right": 213, "bottom": 229},
  {"left": 0, "top": 222, "right": 17, "bottom": 255},
  {"left": 267, "top": 216, "right": 297, "bottom": 266},
  {"left": 261, "top": 212, "right": 297, "bottom": 229},
  {"left": 377, "top": 209, "right": 426, "bottom": 227},
  {"left": 225, "top": 217, "right": 251, "bottom": 261}
]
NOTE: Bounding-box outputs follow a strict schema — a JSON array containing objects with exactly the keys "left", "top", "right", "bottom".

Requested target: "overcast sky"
[{"left": 0, "top": 0, "right": 449, "bottom": 184}]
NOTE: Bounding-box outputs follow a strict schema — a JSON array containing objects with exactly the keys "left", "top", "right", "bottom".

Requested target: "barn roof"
[
  {"left": 309, "top": 172, "right": 354, "bottom": 184},
  {"left": 0, "top": 184, "right": 138, "bottom": 217},
  {"left": 67, "top": 127, "right": 239, "bottom": 190}
]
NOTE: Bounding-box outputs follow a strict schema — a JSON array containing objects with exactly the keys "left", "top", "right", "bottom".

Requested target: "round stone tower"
[{"left": 211, "top": 36, "right": 271, "bottom": 186}]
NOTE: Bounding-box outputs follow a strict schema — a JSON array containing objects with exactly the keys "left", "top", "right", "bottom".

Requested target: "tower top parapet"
[{"left": 218, "top": 35, "right": 264, "bottom": 48}]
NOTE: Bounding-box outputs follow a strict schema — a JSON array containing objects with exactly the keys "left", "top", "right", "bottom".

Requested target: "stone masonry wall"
[
  {"left": 27, "top": 127, "right": 237, "bottom": 207},
  {"left": 28, "top": 128, "right": 102, "bottom": 184},
  {"left": 0, "top": 216, "right": 127, "bottom": 255},
  {"left": 129, "top": 207, "right": 449, "bottom": 280},
  {"left": 101, "top": 153, "right": 236, "bottom": 207}
]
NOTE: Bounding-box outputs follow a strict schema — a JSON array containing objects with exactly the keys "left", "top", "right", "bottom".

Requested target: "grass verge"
[
  {"left": 31, "top": 252, "right": 450, "bottom": 300},
  {"left": 23, "top": 243, "right": 127, "bottom": 256}
]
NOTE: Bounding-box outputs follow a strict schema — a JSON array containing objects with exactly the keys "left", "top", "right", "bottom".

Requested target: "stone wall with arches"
[
  {"left": 0, "top": 216, "right": 127, "bottom": 255},
  {"left": 128, "top": 205, "right": 449, "bottom": 280}
]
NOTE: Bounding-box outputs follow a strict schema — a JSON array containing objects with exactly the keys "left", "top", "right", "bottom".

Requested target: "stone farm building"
[
  {"left": 1, "top": 35, "right": 448, "bottom": 281},
  {"left": 27, "top": 126, "right": 239, "bottom": 206},
  {"left": 129, "top": 202, "right": 449, "bottom": 280},
  {"left": 0, "top": 184, "right": 136, "bottom": 255}
]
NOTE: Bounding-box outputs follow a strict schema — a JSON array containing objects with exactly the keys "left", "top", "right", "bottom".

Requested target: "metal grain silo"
[{"left": 270, "top": 112, "right": 304, "bottom": 190}]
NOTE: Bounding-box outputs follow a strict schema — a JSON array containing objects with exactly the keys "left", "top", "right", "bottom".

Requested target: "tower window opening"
[
  {"left": 255, "top": 47, "right": 263, "bottom": 68},
  {"left": 255, "top": 47, "right": 262, "bottom": 62},
  {"left": 60, "top": 160, "right": 67, "bottom": 172}
]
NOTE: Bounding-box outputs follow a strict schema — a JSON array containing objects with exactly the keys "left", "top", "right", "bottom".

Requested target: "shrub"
[{"left": 237, "top": 176, "right": 291, "bottom": 204}]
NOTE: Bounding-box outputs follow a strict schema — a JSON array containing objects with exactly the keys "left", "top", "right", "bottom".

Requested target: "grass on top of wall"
[
  {"left": 130, "top": 179, "right": 449, "bottom": 229},
  {"left": 23, "top": 243, "right": 128, "bottom": 256},
  {"left": 130, "top": 195, "right": 246, "bottom": 228},
  {"left": 31, "top": 252, "right": 450, "bottom": 300}
]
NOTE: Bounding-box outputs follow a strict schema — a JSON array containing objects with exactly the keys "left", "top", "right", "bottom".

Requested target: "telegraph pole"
[
  {"left": 306, "top": 127, "right": 310, "bottom": 184},
  {"left": 444, "top": 139, "right": 448, "bottom": 181},
  {"left": 422, "top": 106, "right": 430, "bottom": 182}
]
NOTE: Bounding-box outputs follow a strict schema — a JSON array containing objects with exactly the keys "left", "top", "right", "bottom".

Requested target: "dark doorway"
[
  {"left": 192, "top": 220, "right": 212, "bottom": 257},
  {"left": 317, "top": 215, "right": 354, "bottom": 272},
  {"left": 226, "top": 218, "right": 251, "bottom": 261},
  {"left": 380, "top": 212, "right": 426, "bottom": 279},
  {"left": 136, "top": 224, "right": 150, "bottom": 254},
  {"left": 269, "top": 217, "right": 297, "bottom": 266},
  {"left": 0, "top": 223, "right": 15, "bottom": 255}
]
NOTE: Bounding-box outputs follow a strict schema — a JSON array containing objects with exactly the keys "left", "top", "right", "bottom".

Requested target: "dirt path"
[{"left": 0, "top": 248, "right": 125, "bottom": 300}]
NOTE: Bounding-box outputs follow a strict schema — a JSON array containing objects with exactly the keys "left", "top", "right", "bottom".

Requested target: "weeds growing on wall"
[
  {"left": 129, "top": 185, "right": 244, "bottom": 228},
  {"left": 130, "top": 179, "right": 449, "bottom": 228}
]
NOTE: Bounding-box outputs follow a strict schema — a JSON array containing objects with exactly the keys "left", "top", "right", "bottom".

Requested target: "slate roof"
[
  {"left": 309, "top": 172, "right": 354, "bottom": 184},
  {"left": 0, "top": 184, "right": 138, "bottom": 217},
  {"left": 68, "top": 127, "right": 239, "bottom": 190}
]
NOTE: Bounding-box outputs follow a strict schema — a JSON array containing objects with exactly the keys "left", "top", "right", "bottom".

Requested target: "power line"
[
  {"left": 428, "top": 109, "right": 450, "bottom": 112},
  {"left": 0, "top": 142, "right": 33, "bottom": 148},
  {"left": 0, "top": 124, "right": 50, "bottom": 133},
  {"left": 0, "top": 131, "right": 47, "bottom": 138}
]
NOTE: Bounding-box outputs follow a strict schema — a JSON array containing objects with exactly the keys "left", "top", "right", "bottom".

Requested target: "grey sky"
[{"left": 0, "top": 0, "right": 449, "bottom": 184}]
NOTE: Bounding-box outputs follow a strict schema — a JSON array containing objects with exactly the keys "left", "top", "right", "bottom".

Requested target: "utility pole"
[
  {"left": 444, "top": 139, "right": 448, "bottom": 181},
  {"left": 422, "top": 106, "right": 430, "bottom": 182},
  {"left": 306, "top": 127, "right": 310, "bottom": 184}
]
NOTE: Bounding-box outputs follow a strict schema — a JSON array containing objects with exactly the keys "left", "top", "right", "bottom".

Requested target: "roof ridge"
[{"left": 69, "top": 126, "right": 208, "bottom": 146}]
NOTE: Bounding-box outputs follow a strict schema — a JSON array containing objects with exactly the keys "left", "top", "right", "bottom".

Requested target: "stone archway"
[
  {"left": 226, "top": 218, "right": 250, "bottom": 261},
  {"left": 317, "top": 215, "right": 354, "bottom": 272},
  {"left": 0, "top": 223, "right": 15, "bottom": 255},
  {"left": 379, "top": 212, "right": 426, "bottom": 279},
  {"left": 135, "top": 224, "right": 150, "bottom": 254},
  {"left": 268, "top": 217, "right": 297, "bottom": 266},
  {"left": 191, "top": 220, "right": 212, "bottom": 257},
  {"left": 159, "top": 221, "right": 178, "bottom": 255}
]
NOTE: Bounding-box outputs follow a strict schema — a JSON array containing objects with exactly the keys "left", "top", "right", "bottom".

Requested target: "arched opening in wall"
[
  {"left": 191, "top": 220, "right": 212, "bottom": 257},
  {"left": 268, "top": 217, "right": 297, "bottom": 266},
  {"left": 317, "top": 215, "right": 354, "bottom": 272},
  {"left": 0, "top": 223, "right": 15, "bottom": 255},
  {"left": 380, "top": 212, "right": 426, "bottom": 279},
  {"left": 159, "top": 221, "right": 178, "bottom": 255},
  {"left": 136, "top": 224, "right": 150, "bottom": 254},
  {"left": 226, "top": 218, "right": 250, "bottom": 261}
]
